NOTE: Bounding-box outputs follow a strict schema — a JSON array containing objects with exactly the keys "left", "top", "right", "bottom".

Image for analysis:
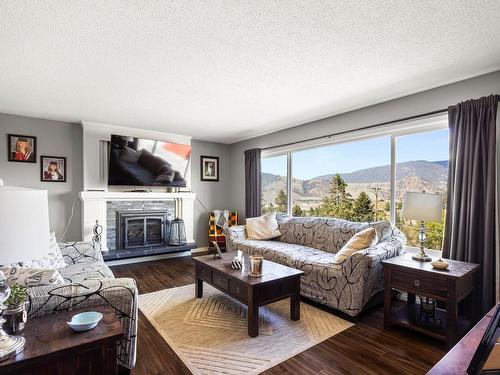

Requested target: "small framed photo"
[
  {"left": 200, "top": 155, "right": 219, "bottom": 182},
  {"left": 40, "top": 156, "right": 67, "bottom": 182},
  {"left": 7, "top": 134, "right": 37, "bottom": 163}
]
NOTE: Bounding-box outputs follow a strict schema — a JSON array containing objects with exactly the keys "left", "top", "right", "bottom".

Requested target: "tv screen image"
[{"left": 108, "top": 134, "right": 191, "bottom": 187}]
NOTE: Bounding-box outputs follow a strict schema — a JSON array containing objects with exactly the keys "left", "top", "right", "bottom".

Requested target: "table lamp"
[
  {"left": 400, "top": 192, "right": 442, "bottom": 262},
  {"left": 0, "top": 179, "right": 50, "bottom": 359}
]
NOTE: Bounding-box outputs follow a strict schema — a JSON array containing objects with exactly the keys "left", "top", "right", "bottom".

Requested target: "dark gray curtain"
[
  {"left": 443, "top": 94, "right": 499, "bottom": 315},
  {"left": 244, "top": 148, "right": 262, "bottom": 218}
]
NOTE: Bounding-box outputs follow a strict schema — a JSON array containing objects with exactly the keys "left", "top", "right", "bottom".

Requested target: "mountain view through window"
[{"left": 261, "top": 128, "right": 448, "bottom": 250}]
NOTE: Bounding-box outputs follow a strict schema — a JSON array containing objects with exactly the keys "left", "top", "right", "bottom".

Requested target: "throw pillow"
[
  {"left": 333, "top": 227, "right": 378, "bottom": 264},
  {"left": 23, "top": 232, "right": 66, "bottom": 269},
  {"left": 1, "top": 266, "right": 64, "bottom": 287},
  {"left": 120, "top": 145, "right": 142, "bottom": 163},
  {"left": 246, "top": 213, "right": 281, "bottom": 240}
]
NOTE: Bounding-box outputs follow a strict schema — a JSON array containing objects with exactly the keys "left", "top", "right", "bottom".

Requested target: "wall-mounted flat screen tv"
[{"left": 108, "top": 134, "right": 192, "bottom": 187}]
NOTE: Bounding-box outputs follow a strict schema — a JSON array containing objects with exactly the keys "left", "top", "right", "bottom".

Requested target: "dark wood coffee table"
[{"left": 193, "top": 253, "right": 304, "bottom": 337}]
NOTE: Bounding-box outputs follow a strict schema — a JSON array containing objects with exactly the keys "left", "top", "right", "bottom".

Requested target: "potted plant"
[{"left": 3, "top": 284, "right": 28, "bottom": 334}]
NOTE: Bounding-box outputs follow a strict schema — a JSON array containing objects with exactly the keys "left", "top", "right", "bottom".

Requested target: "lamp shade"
[
  {"left": 0, "top": 186, "right": 50, "bottom": 265},
  {"left": 401, "top": 192, "right": 442, "bottom": 223}
]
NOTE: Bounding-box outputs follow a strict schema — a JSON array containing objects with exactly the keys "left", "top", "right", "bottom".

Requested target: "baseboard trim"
[{"left": 191, "top": 246, "right": 211, "bottom": 256}]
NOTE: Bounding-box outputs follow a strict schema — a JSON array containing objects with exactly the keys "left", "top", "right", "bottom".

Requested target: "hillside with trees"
[{"left": 262, "top": 160, "right": 447, "bottom": 250}]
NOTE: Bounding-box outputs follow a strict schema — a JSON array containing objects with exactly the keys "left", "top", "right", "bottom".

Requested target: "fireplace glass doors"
[{"left": 116, "top": 211, "right": 170, "bottom": 250}]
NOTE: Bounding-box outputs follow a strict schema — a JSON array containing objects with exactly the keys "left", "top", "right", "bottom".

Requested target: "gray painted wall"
[
  {"left": 190, "top": 140, "right": 231, "bottom": 248},
  {"left": 0, "top": 114, "right": 83, "bottom": 240},
  {"left": 0, "top": 113, "right": 231, "bottom": 247},
  {"left": 228, "top": 70, "right": 500, "bottom": 219}
]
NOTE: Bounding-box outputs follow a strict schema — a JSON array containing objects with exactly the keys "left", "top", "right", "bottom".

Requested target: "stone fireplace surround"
[
  {"left": 80, "top": 191, "right": 196, "bottom": 261},
  {"left": 107, "top": 200, "right": 176, "bottom": 250}
]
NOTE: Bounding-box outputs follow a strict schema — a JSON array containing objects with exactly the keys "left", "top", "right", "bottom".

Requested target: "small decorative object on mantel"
[
  {"left": 431, "top": 258, "right": 449, "bottom": 270},
  {"left": 7, "top": 134, "right": 36, "bottom": 163},
  {"left": 169, "top": 218, "right": 187, "bottom": 246},
  {"left": 40, "top": 155, "right": 66, "bottom": 182},
  {"left": 3, "top": 284, "right": 28, "bottom": 335},
  {"left": 200, "top": 155, "right": 219, "bottom": 182},
  {"left": 92, "top": 220, "right": 103, "bottom": 252}
]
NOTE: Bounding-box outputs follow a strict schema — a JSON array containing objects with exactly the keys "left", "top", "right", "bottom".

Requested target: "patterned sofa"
[
  {"left": 226, "top": 216, "right": 405, "bottom": 316},
  {"left": 25, "top": 241, "right": 138, "bottom": 370}
]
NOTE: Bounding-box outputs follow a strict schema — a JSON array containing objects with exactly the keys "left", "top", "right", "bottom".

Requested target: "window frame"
[{"left": 261, "top": 113, "right": 448, "bottom": 225}]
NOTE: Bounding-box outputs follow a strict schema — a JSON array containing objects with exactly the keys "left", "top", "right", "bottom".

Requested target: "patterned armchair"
[
  {"left": 225, "top": 216, "right": 405, "bottom": 316},
  {"left": 25, "top": 242, "right": 138, "bottom": 370}
]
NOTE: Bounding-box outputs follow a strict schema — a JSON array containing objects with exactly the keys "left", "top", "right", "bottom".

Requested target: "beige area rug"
[{"left": 139, "top": 284, "right": 353, "bottom": 375}]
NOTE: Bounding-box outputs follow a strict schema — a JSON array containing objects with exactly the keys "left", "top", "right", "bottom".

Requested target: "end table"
[
  {"left": 0, "top": 306, "right": 123, "bottom": 375},
  {"left": 382, "top": 252, "right": 479, "bottom": 346}
]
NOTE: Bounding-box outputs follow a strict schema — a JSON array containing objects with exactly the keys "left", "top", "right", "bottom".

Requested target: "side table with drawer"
[
  {"left": 382, "top": 252, "right": 480, "bottom": 346},
  {"left": 0, "top": 306, "right": 123, "bottom": 375}
]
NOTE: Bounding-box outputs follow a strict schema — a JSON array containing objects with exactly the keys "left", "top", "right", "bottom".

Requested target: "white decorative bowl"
[{"left": 67, "top": 311, "right": 103, "bottom": 332}]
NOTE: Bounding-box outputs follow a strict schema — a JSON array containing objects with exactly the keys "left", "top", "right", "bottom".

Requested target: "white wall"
[
  {"left": 228, "top": 70, "right": 500, "bottom": 219},
  {"left": 190, "top": 140, "right": 231, "bottom": 248},
  {"left": 0, "top": 114, "right": 83, "bottom": 240}
]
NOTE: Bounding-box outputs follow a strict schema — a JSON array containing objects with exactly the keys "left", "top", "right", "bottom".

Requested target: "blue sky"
[{"left": 262, "top": 128, "right": 449, "bottom": 180}]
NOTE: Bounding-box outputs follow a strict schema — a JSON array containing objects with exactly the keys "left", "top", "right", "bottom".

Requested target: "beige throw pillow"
[
  {"left": 334, "top": 227, "right": 378, "bottom": 264},
  {"left": 246, "top": 213, "right": 281, "bottom": 240}
]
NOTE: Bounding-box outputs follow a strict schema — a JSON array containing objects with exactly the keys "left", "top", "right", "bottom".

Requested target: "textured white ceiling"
[{"left": 1, "top": 1, "right": 500, "bottom": 143}]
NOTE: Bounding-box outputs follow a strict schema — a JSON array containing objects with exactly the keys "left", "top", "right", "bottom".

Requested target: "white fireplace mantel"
[
  {"left": 80, "top": 191, "right": 196, "bottom": 251},
  {"left": 80, "top": 191, "right": 196, "bottom": 201}
]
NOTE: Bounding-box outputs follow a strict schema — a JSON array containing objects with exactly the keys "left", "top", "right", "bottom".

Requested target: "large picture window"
[{"left": 261, "top": 117, "right": 449, "bottom": 250}]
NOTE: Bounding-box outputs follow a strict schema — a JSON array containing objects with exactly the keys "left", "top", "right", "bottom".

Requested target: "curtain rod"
[
  {"left": 260, "top": 108, "right": 448, "bottom": 151},
  {"left": 261, "top": 96, "right": 500, "bottom": 151}
]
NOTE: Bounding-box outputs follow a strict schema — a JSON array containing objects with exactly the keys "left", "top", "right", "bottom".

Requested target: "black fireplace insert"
[{"left": 116, "top": 210, "right": 170, "bottom": 250}]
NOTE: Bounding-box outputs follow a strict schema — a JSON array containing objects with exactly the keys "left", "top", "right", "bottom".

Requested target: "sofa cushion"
[
  {"left": 277, "top": 217, "right": 371, "bottom": 253},
  {"left": 58, "top": 261, "right": 115, "bottom": 283},
  {"left": 234, "top": 239, "right": 341, "bottom": 271}
]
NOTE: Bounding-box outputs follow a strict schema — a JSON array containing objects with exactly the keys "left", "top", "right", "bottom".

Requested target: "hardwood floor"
[{"left": 111, "top": 256, "right": 446, "bottom": 375}]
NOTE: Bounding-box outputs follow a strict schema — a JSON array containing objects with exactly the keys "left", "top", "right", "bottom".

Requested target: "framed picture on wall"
[
  {"left": 40, "top": 155, "right": 67, "bottom": 182},
  {"left": 200, "top": 155, "right": 219, "bottom": 182},
  {"left": 7, "top": 134, "right": 37, "bottom": 163}
]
